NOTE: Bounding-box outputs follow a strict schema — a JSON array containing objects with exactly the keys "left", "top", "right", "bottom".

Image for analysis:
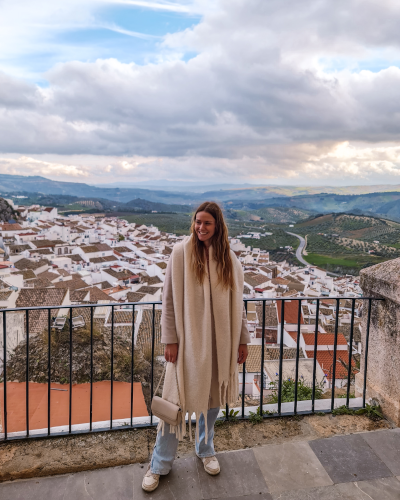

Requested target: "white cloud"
[
  {"left": 0, "top": 156, "right": 90, "bottom": 178},
  {"left": 2, "top": 0, "right": 400, "bottom": 184}
]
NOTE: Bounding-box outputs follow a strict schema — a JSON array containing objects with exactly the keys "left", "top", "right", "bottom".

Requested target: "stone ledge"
[
  {"left": 360, "top": 257, "right": 400, "bottom": 305},
  {"left": 0, "top": 413, "right": 392, "bottom": 483}
]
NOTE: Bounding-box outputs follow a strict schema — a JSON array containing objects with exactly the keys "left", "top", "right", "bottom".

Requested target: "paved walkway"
[{"left": 1, "top": 428, "right": 399, "bottom": 499}]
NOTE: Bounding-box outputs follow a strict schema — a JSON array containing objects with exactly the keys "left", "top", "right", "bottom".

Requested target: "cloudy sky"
[{"left": 1, "top": 0, "right": 400, "bottom": 187}]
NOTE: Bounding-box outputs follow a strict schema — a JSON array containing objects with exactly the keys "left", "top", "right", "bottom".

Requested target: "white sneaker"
[
  {"left": 142, "top": 464, "right": 160, "bottom": 492},
  {"left": 199, "top": 455, "right": 220, "bottom": 475}
]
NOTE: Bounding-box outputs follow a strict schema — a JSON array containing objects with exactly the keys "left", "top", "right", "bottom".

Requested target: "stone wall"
[{"left": 356, "top": 256, "right": 400, "bottom": 426}]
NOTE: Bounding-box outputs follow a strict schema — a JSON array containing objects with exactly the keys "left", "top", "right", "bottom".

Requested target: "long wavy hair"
[{"left": 190, "top": 201, "right": 234, "bottom": 290}]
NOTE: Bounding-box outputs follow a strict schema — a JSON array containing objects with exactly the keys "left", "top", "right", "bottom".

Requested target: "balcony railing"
[{"left": 0, "top": 296, "right": 383, "bottom": 441}]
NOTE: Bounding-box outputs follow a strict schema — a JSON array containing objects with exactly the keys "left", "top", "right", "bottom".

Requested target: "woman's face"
[{"left": 195, "top": 211, "right": 216, "bottom": 244}]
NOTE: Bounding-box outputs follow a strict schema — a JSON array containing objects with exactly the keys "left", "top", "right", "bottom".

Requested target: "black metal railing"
[{"left": 0, "top": 296, "right": 382, "bottom": 441}]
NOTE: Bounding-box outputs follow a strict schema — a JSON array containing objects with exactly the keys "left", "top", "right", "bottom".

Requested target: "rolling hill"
[{"left": 1, "top": 173, "right": 400, "bottom": 210}]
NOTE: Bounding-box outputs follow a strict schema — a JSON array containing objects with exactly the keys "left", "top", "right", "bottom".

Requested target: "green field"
[{"left": 304, "top": 253, "right": 388, "bottom": 274}]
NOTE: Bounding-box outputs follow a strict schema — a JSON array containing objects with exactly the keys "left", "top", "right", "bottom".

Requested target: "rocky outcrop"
[{"left": 0, "top": 198, "right": 19, "bottom": 222}]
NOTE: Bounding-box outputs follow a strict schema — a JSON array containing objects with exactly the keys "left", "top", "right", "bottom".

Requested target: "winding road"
[
  {"left": 286, "top": 231, "right": 309, "bottom": 266},
  {"left": 286, "top": 231, "right": 340, "bottom": 277}
]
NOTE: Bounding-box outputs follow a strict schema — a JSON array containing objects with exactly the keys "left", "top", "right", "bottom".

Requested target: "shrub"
[{"left": 268, "top": 377, "right": 324, "bottom": 404}]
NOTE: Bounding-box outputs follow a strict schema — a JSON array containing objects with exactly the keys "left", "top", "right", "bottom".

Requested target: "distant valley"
[{"left": 1, "top": 173, "right": 400, "bottom": 223}]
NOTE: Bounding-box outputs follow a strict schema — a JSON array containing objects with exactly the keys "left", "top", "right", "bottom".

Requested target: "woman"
[{"left": 142, "top": 201, "right": 250, "bottom": 492}]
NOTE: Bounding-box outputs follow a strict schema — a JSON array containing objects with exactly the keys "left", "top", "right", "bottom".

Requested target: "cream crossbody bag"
[{"left": 151, "top": 363, "right": 182, "bottom": 426}]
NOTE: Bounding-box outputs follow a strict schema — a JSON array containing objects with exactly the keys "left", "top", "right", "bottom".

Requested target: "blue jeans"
[{"left": 150, "top": 407, "right": 220, "bottom": 475}]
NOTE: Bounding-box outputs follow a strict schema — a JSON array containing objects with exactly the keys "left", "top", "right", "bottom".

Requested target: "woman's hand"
[
  {"left": 165, "top": 343, "right": 179, "bottom": 363},
  {"left": 237, "top": 344, "right": 248, "bottom": 364}
]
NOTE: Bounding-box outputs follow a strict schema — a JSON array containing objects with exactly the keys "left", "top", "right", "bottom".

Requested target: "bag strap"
[{"left": 154, "top": 362, "right": 181, "bottom": 406}]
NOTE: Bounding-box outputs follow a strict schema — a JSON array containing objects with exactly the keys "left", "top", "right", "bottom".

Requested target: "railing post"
[
  {"left": 357, "top": 258, "right": 400, "bottom": 425},
  {"left": 2, "top": 311, "right": 7, "bottom": 439}
]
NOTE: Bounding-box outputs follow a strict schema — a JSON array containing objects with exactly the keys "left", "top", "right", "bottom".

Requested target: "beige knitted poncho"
[{"left": 158, "top": 235, "right": 244, "bottom": 441}]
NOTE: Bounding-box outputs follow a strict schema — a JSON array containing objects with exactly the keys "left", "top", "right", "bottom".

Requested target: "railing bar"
[
  {"left": 363, "top": 299, "right": 372, "bottom": 408},
  {"left": 260, "top": 299, "right": 266, "bottom": 416},
  {"left": 311, "top": 299, "right": 320, "bottom": 413},
  {"left": 131, "top": 304, "right": 135, "bottom": 427},
  {"left": 346, "top": 299, "right": 356, "bottom": 407},
  {"left": 110, "top": 305, "right": 114, "bottom": 430},
  {"left": 1, "top": 297, "right": 384, "bottom": 442},
  {"left": 150, "top": 303, "right": 156, "bottom": 425},
  {"left": 3, "top": 310, "right": 7, "bottom": 439},
  {"left": 331, "top": 299, "right": 340, "bottom": 411},
  {"left": 47, "top": 309, "right": 51, "bottom": 436},
  {"left": 278, "top": 300, "right": 284, "bottom": 415},
  {"left": 26, "top": 310, "right": 29, "bottom": 437},
  {"left": 69, "top": 307, "right": 72, "bottom": 433},
  {"left": 294, "top": 299, "right": 301, "bottom": 415},
  {"left": 90, "top": 306, "right": 93, "bottom": 432},
  {"left": 0, "top": 297, "right": 383, "bottom": 314},
  {"left": 242, "top": 301, "right": 248, "bottom": 418}
]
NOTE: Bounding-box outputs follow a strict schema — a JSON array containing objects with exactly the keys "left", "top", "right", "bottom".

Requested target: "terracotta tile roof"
[
  {"left": 13, "top": 258, "right": 49, "bottom": 272},
  {"left": 0, "top": 291, "right": 12, "bottom": 301},
  {"left": 31, "top": 239, "right": 66, "bottom": 248},
  {"left": 70, "top": 254, "right": 84, "bottom": 262},
  {"left": 239, "top": 345, "right": 304, "bottom": 373},
  {"left": 112, "top": 310, "right": 137, "bottom": 324},
  {"left": 57, "top": 269, "right": 71, "bottom": 277},
  {"left": 80, "top": 245, "right": 101, "bottom": 253},
  {"left": 97, "top": 281, "right": 113, "bottom": 290},
  {"left": 244, "top": 272, "right": 270, "bottom": 288},
  {"left": 136, "top": 286, "right": 161, "bottom": 296},
  {"left": 255, "top": 328, "right": 277, "bottom": 343},
  {"left": 36, "top": 270, "right": 60, "bottom": 282},
  {"left": 136, "top": 309, "right": 163, "bottom": 357},
  {"left": 0, "top": 279, "right": 10, "bottom": 290},
  {"left": 54, "top": 277, "right": 89, "bottom": 290},
  {"left": 16, "top": 288, "right": 68, "bottom": 334},
  {"left": 324, "top": 322, "right": 361, "bottom": 343},
  {"left": 82, "top": 286, "right": 116, "bottom": 303},
  {"left": 0, "top": 223, "right": 23, "bottom": 231},
  {"left": 156, "top": 262, "right": 167, "bottom": 269},
  {"left": 146, "top": 276, "right": 162, "bottom": 286},
  {"left": 16, "top": 288, "right": 68, "bottom": 308},
  {"left": 95, "top": 243, "right": 113, "bottom": 252},
  {"left": 13, "top": 270, "right": 36, "bottom": 280},
  {"left": 26, "top": 277, "right": 53, "bottom": 288},
  {"left": 302, "top": 332, "right": 348, "bottom": 346},
  {"left": 8, "top": 244, "right": 31, "bottom": 252},
  {"left": 305, "top": 350, "right": 356, "bottom": 380},
  {"left": 89, "top": 255, "right": 117, "bottom": 263},
  {"left": 277, "top": 301, "right": 304, "bottom": 325},
  {"left": 113, "top": 246, "right": 132, "bottom": 253},
  {"left": 271, "top": 278, "right": 290, "bottom": 285},
  {"left": 256, "top": 303, "right": 278, "bottom": 327},
  {"left": 29, "top": 248, "right": 54, "bottom": 255},
  {"left": 126, "top": 292, "right": 146, "bottom": 303},
  {"left": 103, "top": 268, "right": 136, "bottom": 280},
  {"left": 140, "top": 248, "right": 156, "bottom": 255},
  {"left": 70, "top": 290, "right": 91, "bottom": 302}
]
